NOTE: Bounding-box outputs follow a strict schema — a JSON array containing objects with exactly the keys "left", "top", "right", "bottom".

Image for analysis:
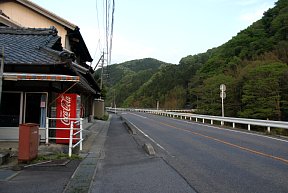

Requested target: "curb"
[
  {"left": 120, "top": 115, "right": 156, "bottom": 156},
  {"left": 143, "top": 143, "right": 155, "bottom": 155},
  {"left": 121, "top": 117, "right": 137, "bottom": 135}
]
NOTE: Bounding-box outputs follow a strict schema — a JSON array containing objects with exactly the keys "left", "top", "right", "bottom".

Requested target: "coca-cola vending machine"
[{"left": 56, "top": 93, "right": 81, "bottom": 144}]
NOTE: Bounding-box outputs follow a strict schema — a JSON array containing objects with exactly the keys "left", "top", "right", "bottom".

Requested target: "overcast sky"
[{"left": 31, "top": 0, "right": 276, "bottom": 66}]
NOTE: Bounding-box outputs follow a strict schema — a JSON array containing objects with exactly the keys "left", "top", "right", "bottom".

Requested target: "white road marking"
[
  {"left": 128, "top": 120, "right": 171, "bottom": 155},
  {"left": 128, "top": 112, "right": 147, "bottom": 119}
]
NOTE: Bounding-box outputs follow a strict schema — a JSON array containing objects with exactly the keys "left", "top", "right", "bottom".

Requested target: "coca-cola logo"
[{"left": 60, "top": 95, "right": 71, "bottom": 126}]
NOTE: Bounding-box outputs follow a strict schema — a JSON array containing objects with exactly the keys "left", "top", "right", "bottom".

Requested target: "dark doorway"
[
  {"left": 25, "top": 93, "right": 42, "bottom": 124},
  {"left": 0, "top": 92, "right": 21, "bottom": 127}
]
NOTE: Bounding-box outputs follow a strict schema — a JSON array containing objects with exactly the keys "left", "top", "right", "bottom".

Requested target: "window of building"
[{"left": 0, "top": 92, "right": 21, "bottom": 127}]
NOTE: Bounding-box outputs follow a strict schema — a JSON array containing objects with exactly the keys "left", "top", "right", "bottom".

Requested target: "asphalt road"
[{"left": 120, "top": 112, "right": 288, "bottom": 193}]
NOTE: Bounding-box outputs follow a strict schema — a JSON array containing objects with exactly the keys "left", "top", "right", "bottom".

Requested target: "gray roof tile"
[{"left": 0, "top": 26, "right": 65, "bottom": 64}]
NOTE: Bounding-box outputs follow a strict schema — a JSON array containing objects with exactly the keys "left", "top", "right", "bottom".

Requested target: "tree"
[
  {"left": 163, "top": 86, "right": 186, "bottom": 109},
  {"left": 279, "top": 70, "right": 288, "bottom": 120},
  {"left": 193, "top": 74, "right": 237, "bottom": 116},
  {"left": 239, "top": 62, "right": 288, "bottom": 120}
]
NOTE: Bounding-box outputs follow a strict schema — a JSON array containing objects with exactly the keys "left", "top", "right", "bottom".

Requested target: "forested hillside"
[
  {"left": 95, "top": 58, "right": 171, "bottom": 107},
  {"left": 99, "top": 0, "right": 288, "bottom": 121},
  {"left": 189, "top": 0, "right": 288, "bottom": 121}
]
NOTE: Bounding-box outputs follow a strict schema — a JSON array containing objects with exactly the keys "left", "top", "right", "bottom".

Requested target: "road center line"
[{"left": 155, "top": 120, "right": 288, "bottom": 165}]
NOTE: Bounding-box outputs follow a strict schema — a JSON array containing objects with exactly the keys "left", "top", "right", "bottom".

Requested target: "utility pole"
[
  {"left": 0, "top": 47, "right": 4, "bottom": 107},
  {"left": 100, "top": 52, "right": 105, "bottom": 90},
  {"left": 113, "top": 89, "right": 116, "bottom": 113},
  {"left": 156, "top": 100, "right": 159, "bottom": 110}
]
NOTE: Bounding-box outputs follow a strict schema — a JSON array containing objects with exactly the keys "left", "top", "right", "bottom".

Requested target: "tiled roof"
[
  {"left": 0, "top": 26, "right": 69, "bottom": 64},
  {"left": 0, "top": 26, "right": 100, "bottom": 94}
]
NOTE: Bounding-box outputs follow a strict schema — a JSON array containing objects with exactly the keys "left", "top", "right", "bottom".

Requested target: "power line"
[
  {"left": 105, "top": 0, "right": 109, "bottom": 67},
  {"left": 95, "top": 0, "right": 103, "bottom": 55},
  {"left": 93, "top": 0, "right": 114, "bottom": 74},
  {"left": 108, "top": 0, "right": 115, "bottom": 66},
  {"left": 95, "top": 0, "right": 101, "bottom": 35},
  {"left": 92, "top": 0, "right": 104, "bottom": 68}
]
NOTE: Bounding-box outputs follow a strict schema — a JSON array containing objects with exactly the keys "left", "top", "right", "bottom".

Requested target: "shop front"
[
  {"left": 0, "top": 92, "right": 47, "bottom": 140},
  {"left": 0, "top": 27, "right": 100, "bottom": 141},
  {"left": 0, "top": 72, "right": 84, "bottom": 141}
]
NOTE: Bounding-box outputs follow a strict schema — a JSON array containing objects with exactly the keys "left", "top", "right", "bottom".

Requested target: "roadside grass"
[
  {"left": 94, "top": 112, "right": 109, "bottom": 121},
  {"left": 32, "top": 153, "right": 82, "bottom": 164}
]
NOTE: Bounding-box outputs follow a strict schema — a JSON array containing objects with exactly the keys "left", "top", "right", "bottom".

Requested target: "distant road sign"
[
  {"left": 220, "top": 92, "right": 226, "bottom": 99},
  {"left": 220, "top": 84, "right": 226, "bottom": 91}
]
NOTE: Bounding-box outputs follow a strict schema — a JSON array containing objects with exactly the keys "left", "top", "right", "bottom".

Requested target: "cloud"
[
  {"left": 236, "top": 0, "right": 260, "bottom": 6},
  {"left": 239, "top": 2, "right": 274, "bottom": 24},
  {"left": 111, "top": 34, "right": 156, "bottom": 63},
  {"left": 81, "top": 26, "right": 157, "bottom": 65}
]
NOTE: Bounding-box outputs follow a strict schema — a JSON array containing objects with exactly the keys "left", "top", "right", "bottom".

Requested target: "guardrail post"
[
  {"left": 69, "top": 121, "right": 74, "bottom": 157},
  {"left": 248, "top": 124, "right": 251, "bottom": 131},
  {"left": 190, "top": 117, "right": 192, "bottom": 121},
  {"left": 221, "top": 121, "right": 224, "bottom": 126},
  {"left": 267, "top": 126, "right": 271, "bottom": 133},
  {"left": 211, "top": 120, "right": 213, "bottom": 125},
  {"left": 203, "top": 119, "right": 205, "bottom": 123},
  {"left": 45, "top": 117, "right": 49, "bottom": 145},
  {"left": 196, "top": 118, "right": 198, "bottom": 122},
  {"left": 233, "top": 122, "right": 235, "bottom": 128}
]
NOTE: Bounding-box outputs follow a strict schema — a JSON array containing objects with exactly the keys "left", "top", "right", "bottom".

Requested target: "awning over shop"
[
  {"left": 3, "top": 72, "right": 97, "bottom": 94},
  {"left": 3, "top": 72, "right": 80, "bottom": 82}
]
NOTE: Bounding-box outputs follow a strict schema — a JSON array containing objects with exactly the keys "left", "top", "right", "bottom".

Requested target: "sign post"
[{"left": 220, "top": 84, "right": 226, "bottom": 126}]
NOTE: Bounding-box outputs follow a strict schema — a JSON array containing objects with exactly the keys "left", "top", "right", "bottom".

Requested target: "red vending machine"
[{"left": 56, "top": 93, "right": 81, "bottom": 144}]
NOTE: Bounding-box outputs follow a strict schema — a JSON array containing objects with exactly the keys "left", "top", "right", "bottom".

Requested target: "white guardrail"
[
  {"left": 45, "top": 117, "right": 83, "bottom": 157},
  {"left": 107, "top": 108, "right": 288, "bottom": 133}
]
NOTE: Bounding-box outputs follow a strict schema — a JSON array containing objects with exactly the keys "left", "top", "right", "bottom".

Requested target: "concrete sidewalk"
[
  {"left": 63, "top": 117, "right": 110, "bottom": 193},
  {"left": 89, "top": 114, "right": 196, "bottom": 193}
]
